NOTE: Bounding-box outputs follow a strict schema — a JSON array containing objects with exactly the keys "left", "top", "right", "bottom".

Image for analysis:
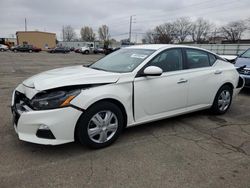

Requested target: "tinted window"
[
  {"left": 186, "top": 49, "right": 210, "bottom": 69},
  {"left": 149, "top": 49, "right": 183, "bottom": 72},
  {"left": 209, "top": 54, "right": 217, "bottom": 65}
]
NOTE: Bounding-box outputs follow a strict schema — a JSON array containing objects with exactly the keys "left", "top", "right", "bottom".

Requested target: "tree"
[
  {"left": 221, "top": 20, "right": 247, "bottom": 43},
  {"left": 173, "top": 17, "right": 192, "bottom": 43},
  {"left": 62, "top": 25, "right": 76, "bottom": 41},
  {"left": 191, "top": 18, "right": 211, "bottom": 43},
  {"left": 80, "top": 26, "right": 95, "bottom": 42},
  {"left": 142, "top": 31, "right": 157, "bottom": 44},
  {"left": 153, "top": 23, "right": 175, "bottom": 44},
  {"left": 98, "top": 25, "right": 110, "bottom": 48}
]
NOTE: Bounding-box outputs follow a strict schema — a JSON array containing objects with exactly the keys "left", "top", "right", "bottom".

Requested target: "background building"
[{"left": 16, "top": 31, "right": 56, "bottom": 50}]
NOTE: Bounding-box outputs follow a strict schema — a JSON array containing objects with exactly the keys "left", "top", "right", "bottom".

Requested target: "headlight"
[{"left": 30, "top": 89, "right": 80, "bottom": 110}]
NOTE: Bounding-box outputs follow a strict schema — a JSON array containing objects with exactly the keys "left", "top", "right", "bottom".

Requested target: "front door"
[{"left": 134, "top": 48, "right": 188, "bottom": 122}]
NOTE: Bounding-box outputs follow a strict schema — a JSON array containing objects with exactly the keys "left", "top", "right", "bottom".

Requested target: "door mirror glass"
[{"left": 143, "top": 66, "right": 163, "bottom": 76}]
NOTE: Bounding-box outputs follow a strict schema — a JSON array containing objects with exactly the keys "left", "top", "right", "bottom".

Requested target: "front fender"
[{"left": 70, "top": 82, "right": 134, "bottom": 125}]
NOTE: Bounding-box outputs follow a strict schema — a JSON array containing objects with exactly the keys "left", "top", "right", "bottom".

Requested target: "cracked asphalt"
[{"left": 1, "top": 52, "right": 250, "bottom": 188}]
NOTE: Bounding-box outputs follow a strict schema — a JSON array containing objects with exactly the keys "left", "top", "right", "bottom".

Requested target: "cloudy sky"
[{"left": 1, "top": 0, "right": 249, "bottom": 41}]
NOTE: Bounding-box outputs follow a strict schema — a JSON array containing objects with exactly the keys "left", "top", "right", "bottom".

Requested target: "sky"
[{"left": 0, "top": 0, "right": 249, "bottom": 42}]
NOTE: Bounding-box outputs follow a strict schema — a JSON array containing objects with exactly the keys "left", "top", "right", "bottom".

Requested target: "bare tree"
[
  {"left": 62, "top": 25, "right": 76, "bottom": 41},
  {"left": 142, "top": 31, "right": 157, "bottom": 44},
  {"left": 153, "top": 23, "right": 175, "bottom": 44},
  {"left": 173, "top": 17, "right": 192, "bottom": 43},
  {"left": 191, "top": 18, "right": 211, "bottom": 43},
  {"left": 98, "top": 25, "right": 110, "bottom": 48},
  {"left": 80, "top": 26, "right": 95, "bottom": 42},
  {"left": 220, "top": 20, "right": 247, "bottom": 43}
]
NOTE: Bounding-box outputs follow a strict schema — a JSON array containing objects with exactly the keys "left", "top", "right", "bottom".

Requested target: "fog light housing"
[{"left": 36, "top": 125, "right": 56, "bottom": 139}]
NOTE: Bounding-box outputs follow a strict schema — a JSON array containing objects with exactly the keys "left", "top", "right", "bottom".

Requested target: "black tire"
[
  {"left": 14, "top": 49, "right": 17, "bottom": 53},
  {"left": 0, "top": 49, "right": 4, "bottom": 52},
  {"left": 29, "top": 49, "right": 32, "bottom": 53},
  {"left": 76, "top": 101, "right": 124, "bottom": 149},
  {"left": 210, "top": 85, "right": 233, "bottom": 115},
  {"left": 84, "top": 50, "right": 89, "bottom": 54}
]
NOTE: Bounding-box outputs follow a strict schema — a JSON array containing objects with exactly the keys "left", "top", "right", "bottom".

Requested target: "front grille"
[
  {"left": 238, "top": 69, "right": 250, "bottom": 75},
  {"left": 12, "top": 91, "right": 33, "bottom": 125},
  {"left": 14, "top": 91, "right": 32, "bottom": 109}
]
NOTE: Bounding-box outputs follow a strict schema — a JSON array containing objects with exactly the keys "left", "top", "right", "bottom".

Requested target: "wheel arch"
[{"left": 74, "top": 98, "right": 128, "bottom": 141}]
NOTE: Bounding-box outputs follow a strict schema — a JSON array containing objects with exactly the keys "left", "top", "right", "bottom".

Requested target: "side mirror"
[{"left": 143, "top": 66, "right": 163, "bottom": 76}]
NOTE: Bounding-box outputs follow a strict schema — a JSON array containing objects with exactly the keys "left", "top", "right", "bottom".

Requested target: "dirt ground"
[{"left": 0, "top": 51, "right": 250, "bottom": 188}]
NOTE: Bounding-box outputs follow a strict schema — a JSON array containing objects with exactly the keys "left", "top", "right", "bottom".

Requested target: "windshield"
[
  {"left": 90, "top": 48, "right": 155, "bottom": 73},
  {"left": 240, "top": 49, "right": 250, "bottom": 58}
]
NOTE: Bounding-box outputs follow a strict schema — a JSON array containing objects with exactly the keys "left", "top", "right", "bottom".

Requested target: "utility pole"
[
  {"left": 25, "top": 18, "right": 27, "bottom": 31},
  {"left": 129, "top": 15, "right": 136, "bottom": 45}
]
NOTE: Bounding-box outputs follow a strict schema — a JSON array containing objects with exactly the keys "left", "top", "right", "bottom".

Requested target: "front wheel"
[
  {"left": 210, "top": 85, "right": 233, "bottom": 115},
  {"left": 83, "top": 50, "right": 89, "bottom": 54},
  {"left": 76, "top": 101, "right": 124, "bottom": 149}
]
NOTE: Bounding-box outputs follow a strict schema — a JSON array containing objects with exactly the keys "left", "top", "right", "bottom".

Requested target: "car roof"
[
  {"left": 125, "top": 44, "right": 221, "bottom": 57},
  {"left": 125, "top": 44, "right": 211, "bottom": 51}
]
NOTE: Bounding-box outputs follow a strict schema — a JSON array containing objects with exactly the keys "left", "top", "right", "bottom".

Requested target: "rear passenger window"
[
  {"left": 209, "top": 54, "right": 217, "bottom": 65},
  {"left": 186, "top": 49, "right": 210, "bottom": 69}
]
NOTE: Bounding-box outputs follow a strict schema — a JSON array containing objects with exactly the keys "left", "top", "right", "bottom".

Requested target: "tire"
[
  {"left": 210, "top": 85, "right": 233, "bottom": 115},
  {"left": 14, "top": 49, "right": 17, "bottom": 53},
  {"left": 29, "top": 49, "right": 32, "bottom": 53},
  {"left": 84, "top": 50, "right": 89, "bottom": 54},
  {"left": 76, "top": 101, "right": 124, "bottom": 149},
  {"left": 0, "top": 49, "right": 4, "bottom": 52}
]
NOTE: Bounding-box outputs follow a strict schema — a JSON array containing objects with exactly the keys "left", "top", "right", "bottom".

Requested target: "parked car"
[
  {"left": 0, "top": 44, "right": 9, "bottom": 51},
  {"left": 234, "top": 48, "right": 250, "bottom": 88},
  {"left": 74, "top": 48, "right": 81, "bottom": 53},
  {"left": 93, "top": 48, "right": 105, "bottom": 54},
  {"left": 11, "top": 45, "right": 41, "bottom": 53},
  {"left": 48, "top": 47, "right": 70, "bottom": 53},
  {"left": 11, "top": 45, "right": 244, "bottom": 148},
  {"left": 105, "top": 47, "right": 120, "bottom": 55}
]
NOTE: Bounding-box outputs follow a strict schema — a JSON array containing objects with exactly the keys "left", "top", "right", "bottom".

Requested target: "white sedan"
[{"left": 11, "top": 45, "right": 244, "bottom": 148}]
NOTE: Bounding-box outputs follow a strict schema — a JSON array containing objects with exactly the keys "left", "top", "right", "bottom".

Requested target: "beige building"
[{"left": 16, "top": 31, "right": 56, "bottom": 50}]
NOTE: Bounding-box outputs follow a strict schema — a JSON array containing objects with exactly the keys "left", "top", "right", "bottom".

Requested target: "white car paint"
[{"left": 11, "top": 44, "right": 243, "bottom": 145}]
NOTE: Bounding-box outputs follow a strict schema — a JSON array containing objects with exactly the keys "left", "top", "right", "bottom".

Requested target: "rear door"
[{"left": 183, "top": 48, "right": 223, "bottom": 108}]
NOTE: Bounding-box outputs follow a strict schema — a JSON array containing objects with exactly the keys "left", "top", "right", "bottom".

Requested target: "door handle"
[
  {"left": 214, "top": 70, "right": 222, "bottom": 74},
  {"left": 177, "top": 78, "right": 188, "bottom": 84}
]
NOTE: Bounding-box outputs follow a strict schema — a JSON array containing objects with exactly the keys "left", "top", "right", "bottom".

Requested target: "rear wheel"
[
  {"left": 210, "top": 85, "right": 233, "bottom": 115},
  {"left": 84, "top": 50, "right": 89, "bottom": 54},
  {"left": 14, "top": 49, "right": 17, "bottom": 53},
  {"left": 76, "top": 101, "right": 123, "bottom": 149},
  {"left": 29, "top": 49, "right": 32, "bottom": 53},
  {"left": 0, "top": 49, "right": 4, "bottom": 52}
]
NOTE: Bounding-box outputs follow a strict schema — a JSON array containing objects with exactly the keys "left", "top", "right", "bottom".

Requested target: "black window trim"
[{"left": 136, "top": 47, "right": 187, "bottom": 77}]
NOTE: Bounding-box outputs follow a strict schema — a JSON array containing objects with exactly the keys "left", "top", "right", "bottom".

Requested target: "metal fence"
[{"left": 186, "top": 44, "right": 250, "bottom": 55}]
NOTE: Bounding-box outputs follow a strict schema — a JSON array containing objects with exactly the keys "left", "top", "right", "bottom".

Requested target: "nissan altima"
[{"left": 11, "top": 45, "right": 244, "bottom": 148}]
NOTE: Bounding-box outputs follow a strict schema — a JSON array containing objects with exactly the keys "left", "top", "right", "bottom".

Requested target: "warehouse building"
[{"left": 16, "top": 31, "right": 56, "bottom": 50}]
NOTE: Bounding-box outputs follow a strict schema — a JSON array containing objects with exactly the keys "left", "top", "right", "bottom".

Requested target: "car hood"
[
  {"left": 22, "top": 65, "right": 120, "bottom": 91},
  {"left": 234, "top": 57, "right": 250, "bottom": 68}
]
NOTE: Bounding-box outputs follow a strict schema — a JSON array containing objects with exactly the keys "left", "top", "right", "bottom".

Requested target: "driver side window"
[{"left": 149, "top": 49, "right": 183, "bottom": 72}]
